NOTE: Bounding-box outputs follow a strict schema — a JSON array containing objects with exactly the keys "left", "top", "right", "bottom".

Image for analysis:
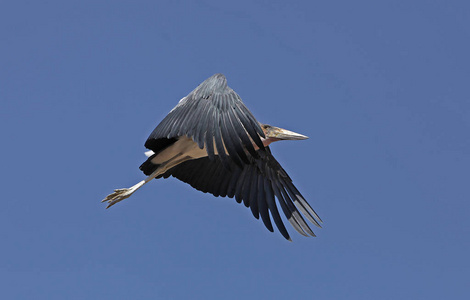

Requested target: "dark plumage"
[
  {"left": 103, "top": 73, "right": 322, "bottom": 240},
  {"left": 145, "top": 73, "right": 264, "bottom": 169}
]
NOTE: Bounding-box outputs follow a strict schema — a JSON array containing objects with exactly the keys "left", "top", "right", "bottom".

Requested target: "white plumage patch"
[{"left": 144, "top": 150, "right": 155, "bottom": 157}]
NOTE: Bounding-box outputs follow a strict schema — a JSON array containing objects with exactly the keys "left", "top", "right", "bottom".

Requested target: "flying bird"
[{"left": 103, "top": 73, "right": 322, "bottom": 240}]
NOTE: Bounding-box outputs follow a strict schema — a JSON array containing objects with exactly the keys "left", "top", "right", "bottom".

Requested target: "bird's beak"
[{"left": 272, "top": 126, "right": 309, "bottom": 140}]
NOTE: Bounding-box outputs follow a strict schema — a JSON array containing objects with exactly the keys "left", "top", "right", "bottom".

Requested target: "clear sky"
[{"left": 1, "top": 1, "right": 469, "bottom": 299}]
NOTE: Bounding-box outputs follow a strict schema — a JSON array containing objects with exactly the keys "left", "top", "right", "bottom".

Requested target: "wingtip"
[
  {"left": 211, "top": 73, "right": 226, "bottom": 80},
  {"left": 205, "top": 73, "right": 227, "bottom": 87}
]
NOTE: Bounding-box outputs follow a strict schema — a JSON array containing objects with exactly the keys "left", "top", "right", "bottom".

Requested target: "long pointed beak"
[{"left": 274, "top": 127, "right": 309, "bottom": 140}]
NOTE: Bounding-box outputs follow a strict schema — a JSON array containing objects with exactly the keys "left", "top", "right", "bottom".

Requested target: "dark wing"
[
  {"left": 145, "top": 73, "right": 265, "bottom": 169},
  {"left": 159, "top": 148, "right": 322, "bottom": 240}
]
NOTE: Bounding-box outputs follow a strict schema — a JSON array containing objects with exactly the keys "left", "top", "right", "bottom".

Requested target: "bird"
[{"left": 102, "top": 73, "right": 322, "bottom": 240}]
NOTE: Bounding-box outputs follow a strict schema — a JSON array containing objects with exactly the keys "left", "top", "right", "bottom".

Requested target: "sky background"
[{"left": 1, "top": 0, "right": 469, "bottom": 299}]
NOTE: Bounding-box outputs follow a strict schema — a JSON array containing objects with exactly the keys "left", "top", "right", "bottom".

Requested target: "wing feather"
[
  {"left": 145, "top": 74, "right": 265, "bottom": 164},
  {"left": 161, "top": 148, "right": 321, "bottom": 239},
  {"left": 257, "top": 174, "right": 273, "bottom": 232},
  {"left": 249, "top": 170, "right": 259, "bottom": 219}
]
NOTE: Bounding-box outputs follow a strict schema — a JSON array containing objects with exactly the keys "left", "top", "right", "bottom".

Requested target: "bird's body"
[
  {"left": 103, "top": 73, "right": 321, "bottom": 240},
  {"left": 147, "top": 136, "right": 207, "bottom": 165}
]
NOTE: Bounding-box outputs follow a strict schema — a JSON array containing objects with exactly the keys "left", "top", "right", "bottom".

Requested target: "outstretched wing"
[
  {"left": 145, "top": 73, "right": 266, "bottom": 169},
  {"left": 159, "top": 148, "right": 322, "bottom": 240}
]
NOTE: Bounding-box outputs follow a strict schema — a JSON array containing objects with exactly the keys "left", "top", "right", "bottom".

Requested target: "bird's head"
[{"left": 260, "top": 124, "right": 308, "bottom": 147}]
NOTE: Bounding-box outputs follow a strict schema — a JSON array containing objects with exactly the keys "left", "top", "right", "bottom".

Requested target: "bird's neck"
[{"left": 261, "top": 136, "right": 280, "bottom": 147}]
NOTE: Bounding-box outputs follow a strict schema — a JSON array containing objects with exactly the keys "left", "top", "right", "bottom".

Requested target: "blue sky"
[{"left": 1, "top": 0, "right": 469, "bottom": 299}]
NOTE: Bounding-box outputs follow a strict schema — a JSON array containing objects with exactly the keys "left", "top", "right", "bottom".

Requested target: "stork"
[{"left": 103, "top": 73, "right": 322, "bottom": 240}]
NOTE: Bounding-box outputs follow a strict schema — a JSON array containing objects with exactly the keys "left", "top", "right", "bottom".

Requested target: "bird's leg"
[
  {"left": 102, "top": 166, "right": 164, "bottom": 208},
  {"left": 102, "top": 154, "right": 188, "bottom": 208},
  {"left": 102, "top": 180, "right": 146, "bottom": 208}
]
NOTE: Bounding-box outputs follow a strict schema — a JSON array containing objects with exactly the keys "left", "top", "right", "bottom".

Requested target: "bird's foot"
[{"left": 102, "top": 188, "right": 134, "bottom": 208}]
